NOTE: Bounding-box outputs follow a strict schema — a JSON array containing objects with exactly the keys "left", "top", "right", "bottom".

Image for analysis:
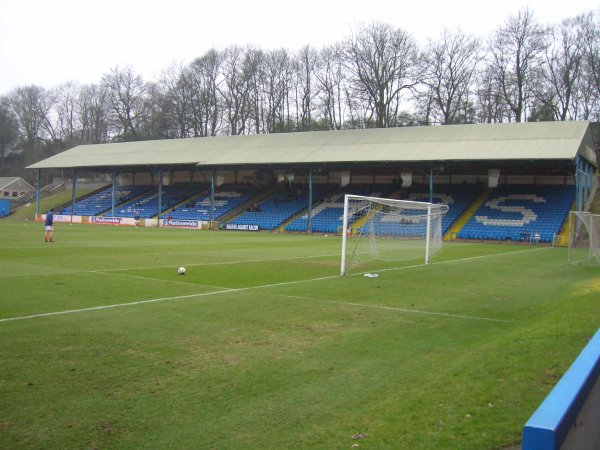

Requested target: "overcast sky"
[{"left": 0, "top": 0, "right": 598, "bottom": 96}]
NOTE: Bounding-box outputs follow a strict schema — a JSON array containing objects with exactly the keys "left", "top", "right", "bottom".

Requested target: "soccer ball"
[{"left": 177, "top": 266, "right": 186, "bottom": 275}]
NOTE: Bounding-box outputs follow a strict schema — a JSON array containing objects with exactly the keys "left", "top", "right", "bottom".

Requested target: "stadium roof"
[{"left": 27, "top": 121, "right": 599, "bottom": 170}]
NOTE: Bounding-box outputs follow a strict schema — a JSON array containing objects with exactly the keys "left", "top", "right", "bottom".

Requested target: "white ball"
[{"left": 177, "top": 266, "right": 186, "bottom": 275}]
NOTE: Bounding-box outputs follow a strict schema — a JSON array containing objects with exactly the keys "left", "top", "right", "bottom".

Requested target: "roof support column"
[
  {"left": 587, "top": 162, "right": 592, "bottom": 199},
  {"left": 307, "top": 169, "right": 313, "bottom": 234},
  {"left": 111, "top": 170, "right": 117, "bottom": 217},
  {"left": 210, "top": 168, "right": 215, "bottom": 227},
  {"left": 35, "top": 169, "right": 41, "bottom": 215},
  {"left": 588, "top": 161, "right": 593, "bottom": 205},
  {"left": 71, "top": 170, "right": 78, "bottom": 216},
  {"left": 157, "top": 168, "right": 162, "bottom": 227},
  {"left": 576, "top": 156, "right": 583, "bottom": 212},
  {"left": 582, "top": 160, "right": 588, "bottom": 208},
  {"left": 429, "top": 167, "right": 434, "bottom": 204}
]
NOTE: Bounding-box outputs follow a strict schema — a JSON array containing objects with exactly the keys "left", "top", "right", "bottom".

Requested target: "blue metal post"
[
  {"left": 582, "top": 161, "right": 589, "bottom": 208},
  {"left": 210, "top": 168, "right": 215, "bottom": 227},
  {"left": 111, "top": 170, "right": 116, "bottom": 217},
  {"left": 429, "top": 167, "right": 434, "bottom": 204},
  {"left": 307, "top": 169, "right": 313, "bottom": 234},
  {"left": 576, "top": 157, "right": 583, "bottom": 212},
  {"left": 158, "top": 169, "right": 162, "bottom": 227},
  {"left": 588, "top": 162, "right": 593, "bottom": 200},
  {"left": 71, "top": 170, "right": 78, "bottom": 214}
]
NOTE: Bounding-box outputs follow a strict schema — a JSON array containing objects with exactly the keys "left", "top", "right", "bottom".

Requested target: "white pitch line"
[
  {"left": 100, "top": 252, "right": 340, "bottom": 273},
  {"left": 0, "top": 289, "right": 236, "bottom": 323},
  {"left": 94, "top": 271, "right": 230, "bottom": 290},
  {"left": 1, "top": 252, "right": 341, "bottom": 279},
  {"left": 280, "top": 295, "right": 514, "bottom": 323},
  {"left": 0, "top": 246, "right": 545, "bottom": 324},
  {"left": 0, "top": 274, "right": 340, "bottom": 323}
]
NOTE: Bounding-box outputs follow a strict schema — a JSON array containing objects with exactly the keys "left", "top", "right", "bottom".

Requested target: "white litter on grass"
[{"left": 364, "top": 273, "right": 379, "bottom": 278}]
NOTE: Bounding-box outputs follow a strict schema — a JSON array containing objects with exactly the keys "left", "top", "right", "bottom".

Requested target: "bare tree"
[
  {"left": 315, "top": 44, "right": 347, "bottom": 130},
  {"left": 0, "top": 100, "right": 18, "bottom": 160},
  {"left": 261, "top": 48, "right": 293, "bottom": 133},
  {"left": 293, "top": 46, "right": 321, "bottom": 131},
  {"left": 475, "top": 65, "right": 509, "bottom": 123},
  {"left": 421, "top": 29, "right": 481, "bottom": 124},
  {"left": 488, "top": 8, "right": 548, "bottom": 122},
  {"left": 344, "top": 22, "right": 421, "bottom": 128},
  {"left": 77, "top": 84, "right": 109, "bottom": 144},
  {"left": 52, "top": 82, "right": 81, "bottom": 145},
  {"left": 187, "top": 50, "right": 223, "bottom": 137},
  {"left": 4, "top": 85, "right": 49, "bottom": 150},
  {"left": 101, "top": 66, "right": 150, "bottom": 141},
  {"left": 577, "top": 10, "right": 600, "bottom": 120},
  {"left": 157, "top": 62, "right": 194, "bottom": 138},
  {"left": 535, "top": 17, "right": 584, "bottom": 121},
  {"left": 219, "top": 46, "right": 263, "bottom": 135}
]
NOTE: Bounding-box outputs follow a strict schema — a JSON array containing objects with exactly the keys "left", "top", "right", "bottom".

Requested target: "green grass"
[
  {"left": 0, "top": 220, "right": 598, "bottom": 449},
  {"left": 5, "top": 188, "right": 95, "bottom": 222}
]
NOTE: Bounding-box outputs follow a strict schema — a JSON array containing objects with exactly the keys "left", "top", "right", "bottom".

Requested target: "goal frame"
[
  {"left": 340, "top": 194, "right": 447, "bottom": 276},
  {"left": 568, "top": 211, "right": 599, "bottom": 265}
]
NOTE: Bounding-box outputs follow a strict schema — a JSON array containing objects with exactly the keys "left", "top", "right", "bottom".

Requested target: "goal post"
[
  {"left": 340, "top": 194, "right": 449, "bottom": 276},
  {"left": 568, "top": 211, "right": 600, "bottom": 265}
]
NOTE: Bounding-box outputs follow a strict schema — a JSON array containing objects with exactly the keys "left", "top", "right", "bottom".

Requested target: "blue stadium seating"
[
  {"left": 285, "top": 184, "right": 479, "bottom": 235},
  {"left": 400, "top": 184, "right": 482, "bottom": 235},
  {"left": 229, "top": 185, "right": 329, "bottom": 231},
  {"left": 284, "top": 184, "right": 392, "bottom": 233},
  {"left": 113, "top": 184, "right": 206, "bottom": 219},
  {"left": 62, "top": 185, "right": 150, "bottom": 216},
  {"left": 457, "top": 185, "right": 574, "bottom": 243},
  {"left": 168, "top": 185, "right": 255, "bottom": 221}
]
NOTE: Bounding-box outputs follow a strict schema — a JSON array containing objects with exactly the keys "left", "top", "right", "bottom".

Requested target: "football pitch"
[{"left": 0, "top": 221, "right": 598, "bottom": 449}]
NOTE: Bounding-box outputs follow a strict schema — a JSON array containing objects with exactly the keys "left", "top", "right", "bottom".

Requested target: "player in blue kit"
[{"left": 44, "top": 209, "right": 55, "bottom": 243}]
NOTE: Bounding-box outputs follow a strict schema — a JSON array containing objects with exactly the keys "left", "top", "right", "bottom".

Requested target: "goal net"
[
  {"left": 340, "top": 195, "right": 449, "bottom": 276},
  {"left": 568, "top": 211, "right": 600, "bottom": 265}
]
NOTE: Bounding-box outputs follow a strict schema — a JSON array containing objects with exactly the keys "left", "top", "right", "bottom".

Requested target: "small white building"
[{"left": 0, "top": 177, "right": 35, "bottom": 200}]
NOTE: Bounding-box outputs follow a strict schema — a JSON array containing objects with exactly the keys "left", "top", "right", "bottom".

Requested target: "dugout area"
[{"left": 27, "top": 121, "right": 599, "bottom": 244}]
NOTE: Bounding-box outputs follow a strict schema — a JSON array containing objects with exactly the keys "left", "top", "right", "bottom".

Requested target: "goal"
[
  {"left": 340, "top": 195, "right": 449, "bottom": 276},
  {"left": 568, "top": 211, "right": 600, "bottom": 265}
]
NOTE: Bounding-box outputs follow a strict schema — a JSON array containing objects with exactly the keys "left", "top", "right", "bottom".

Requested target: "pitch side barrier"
[{"left": 522, "top": 327, "right": 600, "bottom": 449}]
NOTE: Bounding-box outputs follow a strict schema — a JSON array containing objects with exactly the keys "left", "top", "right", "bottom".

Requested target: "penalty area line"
[
  {"left": 0, "top": 247, "right": 538, "bottom": 324},
  {"left": 0, "top": 288, "right": 239, "bottom": 323},
  {"left": 0, "top": 274, "right": 340, "bottom": 324},
  {"left": 281, "top": 295, "right": 515, "bottom": 323}
]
